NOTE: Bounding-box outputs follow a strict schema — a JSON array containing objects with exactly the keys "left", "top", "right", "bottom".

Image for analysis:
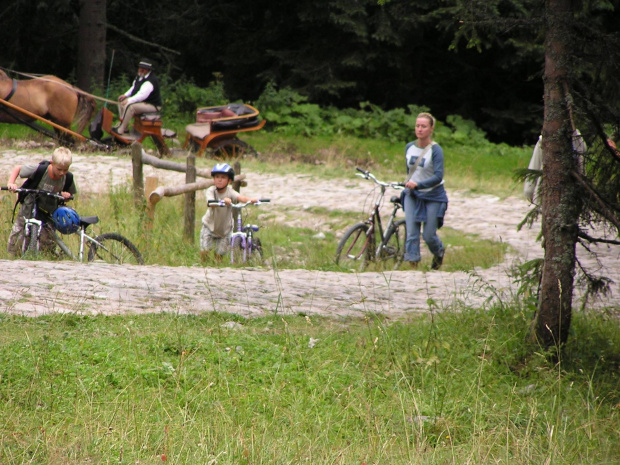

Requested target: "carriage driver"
[{"left": 113, "top": 58, "right": 162, "bottom": 136}]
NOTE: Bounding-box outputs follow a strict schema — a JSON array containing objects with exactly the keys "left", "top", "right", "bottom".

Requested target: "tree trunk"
[
  {"left": 532, "top": 0, "right": 580, "bottom": 348},
  {"left": 76, "top": 0, "right": 106, "bottom": 92}
]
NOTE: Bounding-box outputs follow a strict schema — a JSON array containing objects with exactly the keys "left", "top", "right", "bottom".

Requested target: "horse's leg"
[
  {"left": 43, "top": 85, "right": 80, "bottom": 144},
  {"left": 74, "top": 93, "right": 96, "bottom": 134}
]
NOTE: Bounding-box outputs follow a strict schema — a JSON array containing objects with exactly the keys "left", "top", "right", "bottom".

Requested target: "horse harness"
[
  {"left": 2, "top": 78, "right": 18, "bottom": 102},
  {"left": 0, "top": 80, "right": 58, "bottom": 140}
]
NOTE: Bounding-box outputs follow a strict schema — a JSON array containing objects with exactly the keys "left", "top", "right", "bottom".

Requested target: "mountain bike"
[
  {"left": 334, "top": 168, "right": 406, "bottom": 271},
  {"left": 3, "top": 187, "right": 144, "bottom": 265},
  {"left": 207, "top": 198, "right": 270, "bottom": 264}
]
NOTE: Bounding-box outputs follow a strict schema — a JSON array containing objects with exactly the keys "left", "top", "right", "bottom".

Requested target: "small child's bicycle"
[
  {"left": 3, "top": 187, "right": 144, "bottom": 265},
  {"left": 207, "top": 198, "right": 270, "bottom": 264},
  {"left": 335, "top": 168, "right": 406, "bottom": 271}
]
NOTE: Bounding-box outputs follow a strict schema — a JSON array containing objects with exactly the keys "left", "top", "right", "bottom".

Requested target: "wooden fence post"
[
  {"left": 232, "top": 161, "right": 241, "bottom": 224},
  {"left": 233, "top": 161, "right": 242, "bottom": 192},
  {"left": 145, "top": 176, "right": 159, "bottom": 229},
  {"left": 184, "top": 154, "right": 196, "bottom": 241},
  {"left": 132, "top": 142, "right": 144, "bottom": 206}
]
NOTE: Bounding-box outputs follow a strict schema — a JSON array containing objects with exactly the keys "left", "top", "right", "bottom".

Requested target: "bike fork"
[{"left": 24, "top": 218, "right": 43, "bottom": 254}]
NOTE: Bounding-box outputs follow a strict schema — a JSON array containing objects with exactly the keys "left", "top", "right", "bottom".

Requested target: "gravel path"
[{"left": 1, "top": 147, "right": 618, "bottom": 318}]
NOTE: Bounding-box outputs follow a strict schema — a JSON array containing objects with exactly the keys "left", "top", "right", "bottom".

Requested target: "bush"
[
  {"left": 160, "top": 74, "right": 228, "bottom": 118},
  {"left": 108, "top": 74, "right": 501, "bottom": 148}
]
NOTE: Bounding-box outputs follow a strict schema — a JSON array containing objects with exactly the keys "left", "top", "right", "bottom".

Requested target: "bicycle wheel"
[
  {"left": 87, "top": 233, "right": 144, "bottom": 265},
  {"left": 22, "top": 223, "right": 40, "bottom": 257},
  {"left": 335, "top": 223, "right": 371, "bottom": 271},
  {"left": 382, "top": 219, "right": 407, "bottom": 270},
  {"left": 245, "top": 237, "right": 263, "bottom": 265},
  {"left": 251, "top": 237, "right": 263, "bottom": 258},
  {"left": 230, "top": 235, "right": 245, "bottom": 264}
]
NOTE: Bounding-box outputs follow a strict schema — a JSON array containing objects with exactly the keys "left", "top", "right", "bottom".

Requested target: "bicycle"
[
  {"left": 207, "top": 198, "right": 270, "bottom": 264},
  {"left": 334, "top": 168, "right": 406, "bottom": 271},
  {"left": 3, "top": 187, "right": 144, "bottom": 265}
]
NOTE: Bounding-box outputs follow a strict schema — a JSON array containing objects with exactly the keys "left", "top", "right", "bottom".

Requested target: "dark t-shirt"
[{"left": 19, "top": 164, "right": 77, "bottom": 214}]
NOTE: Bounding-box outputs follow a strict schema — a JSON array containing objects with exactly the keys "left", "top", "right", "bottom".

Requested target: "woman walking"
[{"left": 403, "top": 112, "right": 448, "bottom": 270}]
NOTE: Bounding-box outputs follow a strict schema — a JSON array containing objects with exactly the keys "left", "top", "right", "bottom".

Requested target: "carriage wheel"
[{"left": 212, "top": 139, "right": 258, "bottom": 159}]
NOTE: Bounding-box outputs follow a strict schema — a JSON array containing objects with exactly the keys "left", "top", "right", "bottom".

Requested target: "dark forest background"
[{"left": 1, "top": 0, "right": 619, "bottom": 145}]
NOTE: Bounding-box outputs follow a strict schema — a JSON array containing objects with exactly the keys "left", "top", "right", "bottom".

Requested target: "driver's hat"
[{"left": 138, "top": 59, "right": 153, "bottom": 70}]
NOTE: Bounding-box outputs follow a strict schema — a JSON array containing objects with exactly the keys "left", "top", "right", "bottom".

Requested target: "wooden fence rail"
[{"left": 131, "top": 142, "right": 245, "bottom": 239}]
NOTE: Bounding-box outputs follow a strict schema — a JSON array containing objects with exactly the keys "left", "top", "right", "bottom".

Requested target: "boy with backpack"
[
  {"left": 200, "top": 163, "right": 258, "bottom": 263},
  {"left": 6, "top": 147, "right": 77, "bottom": 256}
]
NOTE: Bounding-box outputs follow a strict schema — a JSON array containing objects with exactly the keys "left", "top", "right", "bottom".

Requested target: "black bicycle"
[
  {"left": 335, "top": 168, "right": 406, "bottom": 271},
  {"left": 3, "top": 187, "right": 144, "bottom": 265}
]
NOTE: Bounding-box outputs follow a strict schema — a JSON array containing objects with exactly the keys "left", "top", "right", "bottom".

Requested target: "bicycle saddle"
[{"left": 80, "top": 216, "right": 99, "bottom": 226}]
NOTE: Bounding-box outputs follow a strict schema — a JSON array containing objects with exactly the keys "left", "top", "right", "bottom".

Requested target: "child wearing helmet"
[
  {"left": 6, "top": 147, "right": 77, "bottom": 256},
  {"left": 200, "top": 163, "right": 258, "bottom": 262}
]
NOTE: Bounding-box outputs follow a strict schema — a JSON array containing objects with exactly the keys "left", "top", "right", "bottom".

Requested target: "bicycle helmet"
[
  {"left": 52, "top": 206, "right": 80, "bottom": 235},
  {"left": 211, "top": 163, "right": 235, "bottom": 181}
]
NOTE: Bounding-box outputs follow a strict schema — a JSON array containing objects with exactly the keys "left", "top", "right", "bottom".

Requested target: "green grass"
[
  {"left": 0, "top": 304, "right": 618, "bottom": 464},
  {"left": 242, "top": 132, "right": 531, "bottom": 198}
]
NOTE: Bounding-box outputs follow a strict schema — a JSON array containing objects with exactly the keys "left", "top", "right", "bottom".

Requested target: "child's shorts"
[{"left": 200, "top": 226, "right": 231, "bottom": 256}]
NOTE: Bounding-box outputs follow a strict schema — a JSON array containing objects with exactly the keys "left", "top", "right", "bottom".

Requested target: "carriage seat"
[
  {"left": 196, "top": 108, "right": 236, "bottom": 123},
  {"left": 138, "top": 112, "right": 162, "bottom": 122},
  {"left": 185, "top": 123, "right": 212, "bottom": 141},
  {"left": 195, "top": 104, "right": 261, "bottom": 131}
]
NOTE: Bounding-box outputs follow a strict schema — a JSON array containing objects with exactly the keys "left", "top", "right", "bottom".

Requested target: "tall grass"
[{"left": 0, "top": 299, "right": 618, "bottom": 464}]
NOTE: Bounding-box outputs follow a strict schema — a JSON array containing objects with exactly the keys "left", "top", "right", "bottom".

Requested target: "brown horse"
[{"left": 0, "top": 70, "right": 96, "bottom": 139}]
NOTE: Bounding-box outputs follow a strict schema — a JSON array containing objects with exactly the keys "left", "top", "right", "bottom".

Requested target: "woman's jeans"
[{"left": 404, "top": 195, "right": 444, "bottom": 263}]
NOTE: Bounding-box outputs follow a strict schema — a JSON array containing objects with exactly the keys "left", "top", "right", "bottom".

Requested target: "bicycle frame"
[
  {"left": 20, "top": 203, "right": 95, "bottom": 261},
  {"left": 12, "top": 188, "right": 66, "bottom": 257},
  {"left": 49, "top": 221, "right": 101, "bottom": 262},
  {"left": 335, "top": 168, "right": 406, "bottom": 270},
  {"left": 230, "top": 215, "right": 260, "bottom": 263},
  {"left": 207, "top": 199, "right": 270, "bottom": 264},
  {"left": 23, "top": 216, "right": 43, "bottom": 255},
  {"left": 355, "top": 168, "right": 403, "bottom": 259},
  {"left": 4, "top": 187, "right": 144, "bottom": 265},
  {"left": 24, "top": 209, "right": 141, "bottom": 264}
]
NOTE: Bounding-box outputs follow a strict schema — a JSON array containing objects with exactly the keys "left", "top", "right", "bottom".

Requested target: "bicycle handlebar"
[
  {"left": 1, "top": 187, "right": 73, "bottom": 201},
  {"left": 208, "top": 198, "right": 271, "bottom": 208},
  {"left": 354, "top": 168, "right": 404, "bottom": 190}
]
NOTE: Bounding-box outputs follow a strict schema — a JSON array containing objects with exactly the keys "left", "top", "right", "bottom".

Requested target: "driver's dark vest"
[{"left": 129, "top": 73, "right": 162, "bottom": 108}]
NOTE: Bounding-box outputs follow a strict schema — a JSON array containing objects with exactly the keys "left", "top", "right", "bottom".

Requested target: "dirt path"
[{"left": 0, "top": 147, "right": 618, "bottom": 318}]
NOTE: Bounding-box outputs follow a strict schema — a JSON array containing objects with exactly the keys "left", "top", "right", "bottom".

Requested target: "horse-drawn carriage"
[
  {"left": 0, "top": 69, "right": 265, "bottom": 159},
  {"left": 100, "top": 102, "right": 265, "bottom": 158},
  {"left": 183, "top": 103, "right": 266, "bottom": 158}
]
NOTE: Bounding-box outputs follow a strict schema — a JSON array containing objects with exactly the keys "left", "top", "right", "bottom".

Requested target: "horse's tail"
[{"left": 74, "top": 92, "right": 96, "bottom": 134}]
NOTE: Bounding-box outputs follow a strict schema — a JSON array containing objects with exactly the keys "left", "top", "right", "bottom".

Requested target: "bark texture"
[
  {"left": 533, "top": 0, "right": 580, "bottom": 347},
  {"left": 77, "top": 0, "right": 107, "bottom": 92}
]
